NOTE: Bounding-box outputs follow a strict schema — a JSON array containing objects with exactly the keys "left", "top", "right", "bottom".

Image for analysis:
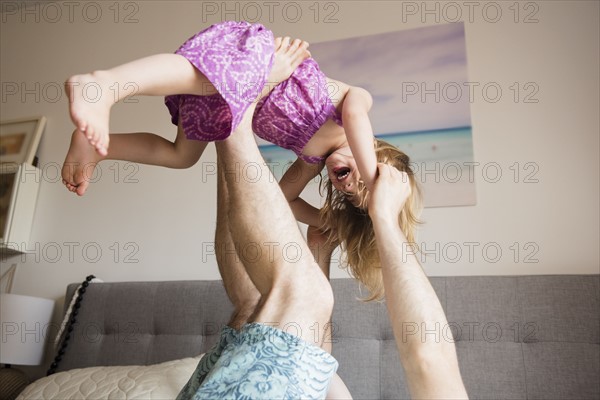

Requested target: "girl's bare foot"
[
  {"left": 62, "top": 129, "right": 106, "bottom": 196},
  {"left": 65, "top": 72, "right": 115, "bottom": 156},
  {"left": 261, "top": 37, "right": 311, "bottom": 97}
]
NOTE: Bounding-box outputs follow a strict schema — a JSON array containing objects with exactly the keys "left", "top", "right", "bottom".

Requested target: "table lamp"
[{"left": 0, "top": 293, "right": 55, "bottom": 400}]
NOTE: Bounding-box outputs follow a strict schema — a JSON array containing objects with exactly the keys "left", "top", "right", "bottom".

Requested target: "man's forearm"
[
  {"left": 372, "top": 216, "right": 468, "bottom": 399},
  {"left": 373, "top": 217, "right": 449, "bottom": 356}
]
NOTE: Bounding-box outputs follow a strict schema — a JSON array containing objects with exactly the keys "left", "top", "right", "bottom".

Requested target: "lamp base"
[{"left": 0, "top": 366, "right": 30, "bottom": 400}]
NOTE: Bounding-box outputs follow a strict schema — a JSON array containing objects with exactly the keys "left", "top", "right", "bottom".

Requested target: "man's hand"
[{"left": 367, "top": 163, "right": 412, "bottom": 222}]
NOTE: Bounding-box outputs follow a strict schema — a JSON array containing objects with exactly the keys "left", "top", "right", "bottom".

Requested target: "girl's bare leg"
[
  {"left": 65, "top": 54, "right": 217, "bottom": 155},
  {"left": 65, "top": 36, "right": 306, "bottom": 156},
  {"left": 62, "top": 122, "right": 206, "bottom": 196},
  {"left": 62, "top": 37, "right": 310, "bottom": 196}
]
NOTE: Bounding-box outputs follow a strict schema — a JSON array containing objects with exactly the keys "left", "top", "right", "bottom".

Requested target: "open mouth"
[{"left": 333, "top": 167, "right": 351, "bottom": 182}]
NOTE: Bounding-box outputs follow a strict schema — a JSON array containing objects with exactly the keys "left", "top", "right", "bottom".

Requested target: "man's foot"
[
  {"left": 62, "top": 129, "right": 106, "bottom": 196},
  {"left": 65, "top": 72, "right": 114, "bottom": 156},
  {"left": 261, "top": 37, "right": 311, "bottom": 98}
]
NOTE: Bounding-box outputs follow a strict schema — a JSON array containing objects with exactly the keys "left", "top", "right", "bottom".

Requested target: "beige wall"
[{"left": 1, "top": 0, "right": 599, "bottom": 304}]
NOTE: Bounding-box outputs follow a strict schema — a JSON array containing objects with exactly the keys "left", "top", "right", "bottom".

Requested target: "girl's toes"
[
  {"left": 77, "top": 119, "right": 87, "bottom": 133},
  {"left": 76, "top": 181, "right": 89, "bottom": 196},
  {"left": 97, "top": 142, "right": 108, "bottom": 156},
  {"left": 85, "top": 126, "right": 94, "bottom": 140}
]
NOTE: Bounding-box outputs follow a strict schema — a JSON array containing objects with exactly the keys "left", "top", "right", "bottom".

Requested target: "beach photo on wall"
[{"left": 258, "top": 22, "right": 475, "bottom": 208}]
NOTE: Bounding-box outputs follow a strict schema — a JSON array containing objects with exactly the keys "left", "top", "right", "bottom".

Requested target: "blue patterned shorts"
[
  {"left": 177, "top": 323, "right": 338, "bottom": 400},
  {"left": 176, "top": 325, "right": 236, "bottom": 399}
]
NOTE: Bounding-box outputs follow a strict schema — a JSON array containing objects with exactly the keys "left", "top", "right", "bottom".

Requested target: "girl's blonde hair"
[{"left": 319, "top": 139, "right": 422, "bottom": 301}]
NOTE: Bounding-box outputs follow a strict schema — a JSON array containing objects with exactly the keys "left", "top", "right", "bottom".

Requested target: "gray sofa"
[{"left": 56, "top": 276, "right": 599, "bottom": 399}]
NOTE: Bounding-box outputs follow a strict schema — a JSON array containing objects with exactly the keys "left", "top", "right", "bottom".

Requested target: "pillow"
[{"left": 17, "top": 355, "right": 203, "bottom": 400}]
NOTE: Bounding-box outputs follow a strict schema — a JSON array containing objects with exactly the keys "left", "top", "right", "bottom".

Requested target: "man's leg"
[
  {"left": 214, "top": 104, "right": 333, "bottom": 348},
  {"left": 190, "top": 105, "right": 337, "bottom": 399},
  {"left": 211, "top": 36, "right": 313, "bottom": 331},
  {"left": 215, "top": 156, "right": 262, "bottom": 330},
  {"left": 176, "top": 163, "right": 267, "bottom": 400}
]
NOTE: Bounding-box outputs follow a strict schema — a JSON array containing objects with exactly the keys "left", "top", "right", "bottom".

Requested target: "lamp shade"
[{"left": 0, "top": 294, "right": 54, "bottom": 365}]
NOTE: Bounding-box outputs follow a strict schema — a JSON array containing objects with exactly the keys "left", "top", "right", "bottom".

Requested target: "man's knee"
[
  {"left": 235, "top": 293, "right": 261, "bottom": 315},
  {"left": 315, "top": 273, "right": 334, "bottom": 316},
  {"left": 278, "top": 263, "right": 334, "bottom": 314}
]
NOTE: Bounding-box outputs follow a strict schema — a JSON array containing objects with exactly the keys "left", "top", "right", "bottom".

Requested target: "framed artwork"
[
  {"left": 0, "top": 116, "right": 46, "bottom": 165},
  {"left": 0, "top": 117, "right": 45, "bottom": 248},
  {"left": 0, "top": 167, "right": 17, "bottom": 240},
  {"left": 0, "top": 162, "right": 41, "bottom": 247},
  {"left": 259, "top": 23, "right": 476, "bottom": 208}
]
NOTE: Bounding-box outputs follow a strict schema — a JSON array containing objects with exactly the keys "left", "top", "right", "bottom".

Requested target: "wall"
[{"left": 1, "top": 0, "right": 598, "bottom": 359}]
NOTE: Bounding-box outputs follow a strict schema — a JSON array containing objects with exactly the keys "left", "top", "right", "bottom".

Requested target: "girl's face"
[{"left": 325, "top": 146, "right": 361, "bottom": 200}]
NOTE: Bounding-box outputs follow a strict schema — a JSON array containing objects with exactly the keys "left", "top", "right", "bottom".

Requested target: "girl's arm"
[
  {"left": 306, "top": 225, "right": 338, "bottom": 278},
  {"left": 279, "top": 158, "right": 323, "bottom": 227},
  {"left": 341, "top": 87, "right": 377, "bottom": 191}
]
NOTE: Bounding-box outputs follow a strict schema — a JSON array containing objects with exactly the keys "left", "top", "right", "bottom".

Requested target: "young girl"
[
  {"left": 63, "top": 20, "right": 376, "bottom": 189},
  {"left": 62, "top": 20, "right": 421, "bottom": 299}
]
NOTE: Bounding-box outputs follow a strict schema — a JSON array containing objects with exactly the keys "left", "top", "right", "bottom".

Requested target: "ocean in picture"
[{"left": 377, "top": 126, "right": 476, "bottom": 207}]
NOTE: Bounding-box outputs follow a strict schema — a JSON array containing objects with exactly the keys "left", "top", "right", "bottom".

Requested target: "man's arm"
[{"left": 368, "top": 164, "right": 468, "bottom": 399}]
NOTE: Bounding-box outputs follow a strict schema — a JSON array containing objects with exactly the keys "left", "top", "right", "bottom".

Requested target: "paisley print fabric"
[
  {"left": 164, "top": 21, "right": 343, "bottom": 164},
  {"left": 165, "top": 21, "right": 274, "bottom": 142},
  {"left": 253, "top": 58, "right": 340, "bottom": 164},
  {"left": 177, "top": 323, "right": 338, "bottom": 400},
  {"left": 176, "top": 326, "right": 236, "bottom": 400}
]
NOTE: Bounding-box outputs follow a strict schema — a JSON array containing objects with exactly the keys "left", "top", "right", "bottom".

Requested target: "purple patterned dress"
[{"left": 165, "top": 21, "right": 343, "bottom": 164}]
